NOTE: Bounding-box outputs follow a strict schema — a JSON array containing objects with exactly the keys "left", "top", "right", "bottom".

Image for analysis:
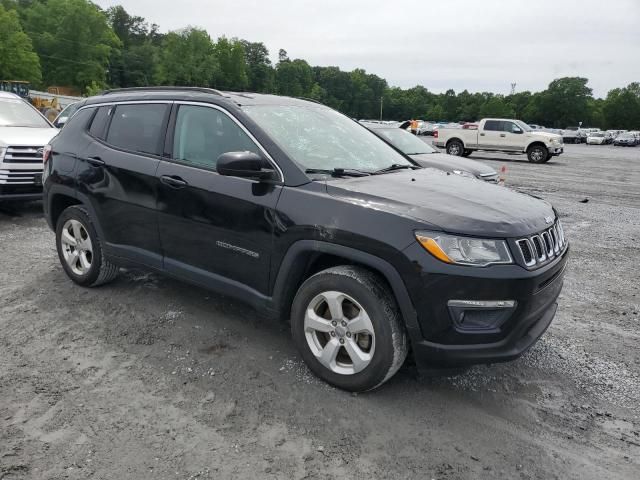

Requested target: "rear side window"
[
  {"left": 106, "top": 104, "right": 168, "bottom": 155},
  {"left": 172, "top": 105, "right": 260, "bottom": 169},
  {"left": 88, "top": 106, "right": 111, "bottom": 139},
  {"left": 484, "top": 120, "right": 500, "bottom": 131}
]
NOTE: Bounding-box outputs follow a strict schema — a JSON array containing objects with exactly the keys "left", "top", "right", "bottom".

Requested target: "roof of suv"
[
  {"left": 0, "top": 91, "right": 21, "bottom": 100},
  {"left": 84, "top": 87, "right": 317, "bottom": 108}
]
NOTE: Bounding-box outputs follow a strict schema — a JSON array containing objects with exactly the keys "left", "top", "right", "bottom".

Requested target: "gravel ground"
[{"left": 0, "top": 143, "right": 638, "bottom": 479}]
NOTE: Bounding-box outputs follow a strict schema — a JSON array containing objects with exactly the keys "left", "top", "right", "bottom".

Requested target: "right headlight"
[{"left": 415, "top": 232, "right": 513, "bottom": 267}]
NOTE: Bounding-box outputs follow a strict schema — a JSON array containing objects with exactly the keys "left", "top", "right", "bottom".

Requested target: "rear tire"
[
  {"left": 446, "top": 140, "right": 464, "bottom": 156},
  {"left": 527, "top": 144, "right": 548, "bottom": 163},
  {"left": 55, "top": 206, "right": 118, "bottom": 287},
  {"left": 291, "top": 266, "right": 408, "bottom": 392}
]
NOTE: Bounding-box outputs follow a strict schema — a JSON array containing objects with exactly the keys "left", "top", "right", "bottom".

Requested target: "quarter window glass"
[
  {"left": 484, "top": 120, "right": 500, "bottom": 131},
  {"left": 106, "top": 104, "right": 168, "bottom": 155},
  {"left": 172, "top": 105, "right": 259, "bottom": 169},
  {"left": 88, "top": 106, "right": 111, "bottom": 139}
]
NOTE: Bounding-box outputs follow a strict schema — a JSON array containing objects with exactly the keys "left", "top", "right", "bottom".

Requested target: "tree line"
[{"left": 1, "top": 0, "right": 639, "bottom": 129}]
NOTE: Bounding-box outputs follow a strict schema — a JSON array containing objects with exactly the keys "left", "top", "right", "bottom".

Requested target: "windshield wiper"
[
  {"left": 372, "top": 163, "right": 417, "bottom": 174},
  {"left": 305, "top": 168, "right": 371, "bottom": 177}
]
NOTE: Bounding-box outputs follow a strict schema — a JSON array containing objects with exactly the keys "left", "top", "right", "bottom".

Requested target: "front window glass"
[
  {"left": 375, "top": 128, "right": 438, "bottom": 155},
  {"left": 243, "top": 105, "right": 412, "bottom": 172},
  {"left": 0, "top": 98, "right": 51, "bottom": 128},
  {"left": 515, "top": 120, "right": 532, "bottom": 132},
  {"left": 173, "top": 105, "right": 260, "bottom": 169}
]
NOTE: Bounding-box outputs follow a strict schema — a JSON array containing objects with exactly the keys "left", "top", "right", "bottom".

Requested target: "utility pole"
[
  {"left": 510, "top": 83, "right": 517, "bottom": 95},
  {"left": 380, "top": 97, "right": 383, "bottom": 120}
]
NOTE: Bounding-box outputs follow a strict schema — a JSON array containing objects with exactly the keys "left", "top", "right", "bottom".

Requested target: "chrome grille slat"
[
  {"left": 515, "top": 220, "right": 567, "bottom": 269},
  {"left": 3, "top": 146, "right": 44, "bottom": 163},
  {"left": 0, "top": 168, "right": 42, "bottom": 185}
]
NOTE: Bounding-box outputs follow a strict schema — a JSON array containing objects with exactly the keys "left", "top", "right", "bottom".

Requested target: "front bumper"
[
  {"left": 402, "top": 242, "right": 569, "bottom": 368},
  {"left": 0, "top": 184, "right": 43, "bottom": 201},
  {"left": 549, "top": 145, "right": 564, "bottom": 155}
]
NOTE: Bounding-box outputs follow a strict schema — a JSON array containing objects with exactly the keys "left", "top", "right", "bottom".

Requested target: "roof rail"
[{"left": 100, "top": 86, "right": 225, "bottom": 96}]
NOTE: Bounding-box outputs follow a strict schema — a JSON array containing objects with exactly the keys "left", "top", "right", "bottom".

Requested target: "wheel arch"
[
  {"left": 271, "top": 240, "right": 420, "bottom": 339},
  {"left": 526, "top": 140, "right": 548, "bottom": 152},
  {"left": 446, "top": 137, "right": 465, "bottom": 148},
  {"left": 46, "top": 186, "right": 105, "bottom": 240}
]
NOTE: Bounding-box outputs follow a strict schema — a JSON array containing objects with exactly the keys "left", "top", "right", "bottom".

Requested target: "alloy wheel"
[
  {"left": 303, "top": 291, "right": 375, "bottom": 375},
  {"left": 60, "top": 219, "right": 93, "bottom": 276}
]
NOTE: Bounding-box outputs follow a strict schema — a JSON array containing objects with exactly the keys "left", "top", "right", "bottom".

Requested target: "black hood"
[
  {"left": 326, "top": 168, "right": 555, "bottom": 237},
  {"left": 410, "top": 153, "right": 496, "bottom": 178}
]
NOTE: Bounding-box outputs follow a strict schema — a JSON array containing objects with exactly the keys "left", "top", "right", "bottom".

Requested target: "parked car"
[
  {"left": 362, "top": 122, "right": 498, "bottom": 182},
  {"left": 43, "top": 87, "right": 568, "bottom": 392},
  {"left": 586, "top": 132, "right": 606, "bottom": 145},
  {"left": 0, "top": 91, "right": 58, "bottom": 202},
  {"left": 561, "top": 127, "right": 581, "bottom": 144},
  {"left": 614, "top": 133, "right": 637, "bottom": 146},
  {"left": 434, "top": 118, "right": 564, "bottom": 163}
]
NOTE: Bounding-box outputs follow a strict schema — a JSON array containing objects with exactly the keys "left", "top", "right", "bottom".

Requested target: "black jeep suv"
[{"left": 43, "top": 87, "right": 568, "bottom": 391}]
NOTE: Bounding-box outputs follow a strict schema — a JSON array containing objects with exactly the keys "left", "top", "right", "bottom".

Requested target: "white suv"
[{"left": 0, "top": 92, "right": 58, "bottom": 201}]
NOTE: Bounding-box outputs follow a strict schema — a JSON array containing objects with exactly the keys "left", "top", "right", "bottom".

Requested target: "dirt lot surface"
[{"left": 1, "top": 143, "right": 638, "bottom": 479}]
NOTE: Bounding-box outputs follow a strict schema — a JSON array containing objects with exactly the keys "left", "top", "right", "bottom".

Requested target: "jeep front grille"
[{"left": 515, "top": 220, "right": 567, "bottom": 268}]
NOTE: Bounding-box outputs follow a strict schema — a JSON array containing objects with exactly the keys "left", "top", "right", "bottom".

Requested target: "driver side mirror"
[
  {"left": 217, "top": 151, "right": 278, "bottom": 182},
  {"left": 512, "top": 126, "right": 523, "bottom": 134}
]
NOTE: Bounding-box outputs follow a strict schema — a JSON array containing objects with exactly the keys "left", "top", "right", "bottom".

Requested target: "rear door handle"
[
  {"left": 86, "top": 156, "right": 105, "bottom": 167},
  {"left": 479, "top": 133, "right": 485, "bottom": 136},
  {"left": 160, "top": 175, "right": 188, "bottom": 188},
  {"left": 500, "top": 134, "right": 506, "bottom": 137}
]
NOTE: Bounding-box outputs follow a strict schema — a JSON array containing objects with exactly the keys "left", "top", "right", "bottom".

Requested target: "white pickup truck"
[{"left": 433, "top": 118, "right": 564, "bottom": 163}]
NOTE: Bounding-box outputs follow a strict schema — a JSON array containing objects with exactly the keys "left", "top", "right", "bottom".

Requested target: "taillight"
[
  {"left": 43, "top": 144, "right": 52, "bottom": 163},
  {"left": 434, "top": 130, "right": 439, "bottom": 138}
]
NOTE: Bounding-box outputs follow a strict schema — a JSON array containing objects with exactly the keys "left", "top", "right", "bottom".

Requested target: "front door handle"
[
  {"left": 500, "top": 133, "right": 506, "bottom": 137},
  {"left": 479, "top": 133, "right": 485, "bottom": 136},
  {"left": 86, "top": 156, "right": 105, "bottom": 167},
  {"left": 160, "top": 175, "right": 188, "bottom": 188}
]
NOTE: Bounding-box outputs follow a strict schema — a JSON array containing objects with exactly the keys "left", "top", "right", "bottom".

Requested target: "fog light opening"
[{"left": 447, "top": 300, "right": 517, "bottom": 333}]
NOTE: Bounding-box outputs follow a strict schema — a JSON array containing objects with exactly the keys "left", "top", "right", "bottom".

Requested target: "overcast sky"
[{"left": 95, "top": 0, "right": 640, "bottom": 98}]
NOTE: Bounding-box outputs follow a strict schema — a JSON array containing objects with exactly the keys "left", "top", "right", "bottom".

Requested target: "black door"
[
  {"left": 78, "top": 103, "right": 170, "bottom": 268},
  {"left": 157, "top": 104, "right": 282, "bottom": 298}
]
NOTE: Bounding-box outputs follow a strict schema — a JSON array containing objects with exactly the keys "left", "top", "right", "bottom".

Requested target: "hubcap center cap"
[{"left": 335, "top": 325, "right": 347, "bottom": 338}]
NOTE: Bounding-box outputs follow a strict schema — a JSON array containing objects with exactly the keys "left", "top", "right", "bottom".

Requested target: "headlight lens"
[
  {"left": 415, "top": 232, "right": 513, "bottom": 267},
  {"left": 452, "top": 169, "right": 475, "bottom": 178}
]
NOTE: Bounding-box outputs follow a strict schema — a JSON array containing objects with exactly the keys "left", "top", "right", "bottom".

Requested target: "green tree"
[
  {"left": 240, "top": 40, "right": 275, "bottom": 92},
  {"left": 536, "top": 77, "right": 593, "bottom": 127},
  {"left": 106, "top": 5, "right": 158, "bottom": 87},
  {"left": 214, "top": 37, "right": 248, "bottom": 90},
  {"left": 21, "top": 0, "right": 120, "bottom": 91},
  {"left": 602, "top": 83, "right": 640, "bottom": 129},
  {"left": 276, "top": 58, "right": 313, "bottom": 97},
  {"left": 155, "top": 27, "right": 218, "bottom": 87},
  {"left": 0, "top": 4, "right": 41, "bottom": 83},
  {"left": 480, "top": 95, "right": 515, "bottom": 118}
]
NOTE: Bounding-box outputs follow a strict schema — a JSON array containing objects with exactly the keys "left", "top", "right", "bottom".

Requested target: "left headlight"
[{"left": 415, "top": 232, "right": 513, "bottom": 267}]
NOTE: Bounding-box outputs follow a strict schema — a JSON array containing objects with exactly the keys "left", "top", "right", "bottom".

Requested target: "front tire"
[
  {"left": 446, "top": 140, "right": 464, "bottom": 156},
  {"left": 291, "top": 266, "right": 408, "bottom": 392},
  {"left": 55, "top": 206, "right": 119, "bottom": 287},
  {"left": 462, "top": 149, "right": 472, "bottom": 157},
  {"left": 527, "top": 144, "right": 548, "bottom": 163}
]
